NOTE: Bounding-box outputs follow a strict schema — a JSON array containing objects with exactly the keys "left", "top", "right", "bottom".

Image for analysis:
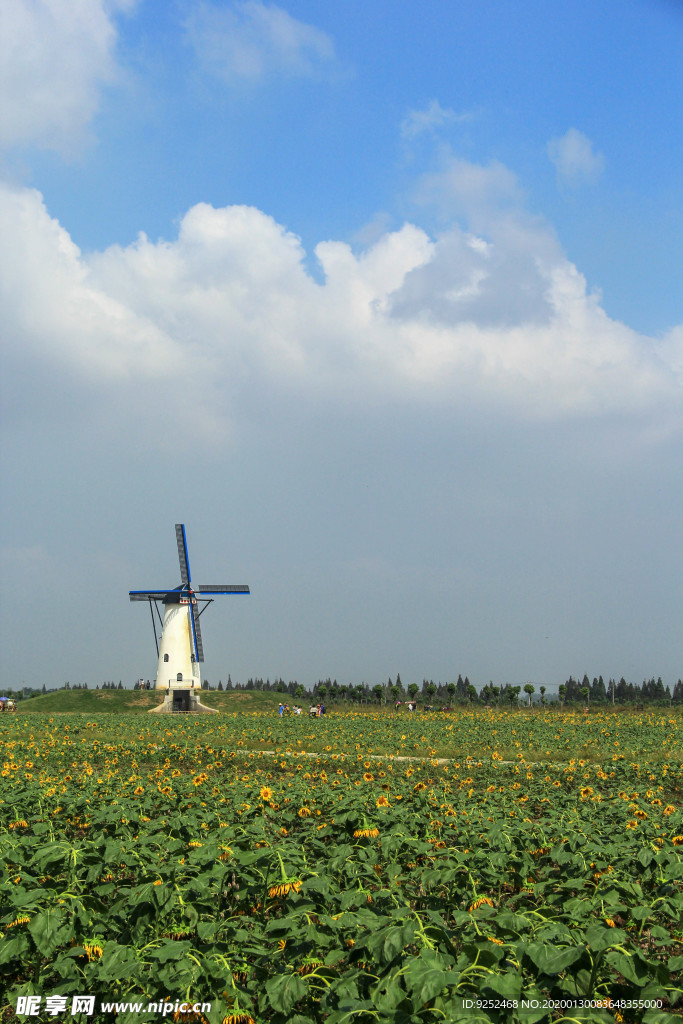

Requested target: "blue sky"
[{"left": 1, "top": 0, "right": 681, "bottom": 692}]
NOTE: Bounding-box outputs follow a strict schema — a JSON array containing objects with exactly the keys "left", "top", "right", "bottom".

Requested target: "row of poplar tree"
[{"left": 198, "top": 673, "right": 683, "bottom": 706}]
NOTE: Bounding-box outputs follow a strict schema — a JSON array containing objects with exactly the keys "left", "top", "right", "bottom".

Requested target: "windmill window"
[
  {"left": 164, "top": 654, "right": 169, "bottom": 662},
  {"left": 177, "top": 672, "right": 183, "bottom": 681}
]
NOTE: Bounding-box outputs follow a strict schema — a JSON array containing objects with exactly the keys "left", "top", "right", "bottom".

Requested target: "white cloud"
[
  {"left": 400, "top": 99, "right": 469, "bottom": 139},
  {"left": 0, "top": 0, "right": 132, "bottom": 153},
  {"left": 547, "top": 127, "right": 606, "bottom": 187},
  {"left": 0, "top": 183, "right": 181, "bottom": 379},
  {"left": 1, "top": 173, "right": 680, "bottom": 446},
  {"left": 415, "top": 156, "right": 525, "bottom": 233},
  {"left": 186, "top": 1, "right": 336, "bottom": 84}
]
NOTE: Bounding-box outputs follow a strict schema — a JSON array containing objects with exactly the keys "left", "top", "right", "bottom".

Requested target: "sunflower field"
[{"left": 1, "top": 709, "right": 682, "bottom": 1024}]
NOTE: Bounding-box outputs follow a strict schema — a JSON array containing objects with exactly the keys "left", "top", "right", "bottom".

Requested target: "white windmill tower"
[{"left": 130, "top": 524, "right": 250, "bottom": 713}]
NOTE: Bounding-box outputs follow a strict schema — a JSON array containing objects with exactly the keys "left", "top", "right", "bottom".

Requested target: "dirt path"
[{"left": 250, "top": 749, "right": 519, "bottom": 765}]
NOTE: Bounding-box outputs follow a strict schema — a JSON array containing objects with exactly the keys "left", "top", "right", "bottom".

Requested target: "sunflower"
[
  {"left": 259, "top": 786, "right": 273, "bottom": 801},
  {"left": 297, "top": 957, "right": 324, "bottom": 975},
  {"left": 5, "top": 916, "right": 30, "bottom": 930},
  {"left": 353, "top": 827, "right": 379, "bottom": 838},
  {"left": 672, "top": 835, "right": 683, "bottom": 846},
  {"left": 363, "top": 773, "right": 374, "bottom": 782},
  {"left": 268, "top": 880, "right": 302, "bottom": 898},
  {"left": 663, "top": 805, "right": 676, "bottom": 815},
  {"left": 297, "top": 806, "right": 311, "bottom": 817},
  {"left": 376, "top": 795, "right": 390, "bottom": 808},
  {"left": 469, "top": 896, "right": 495, "bottom": 912}
]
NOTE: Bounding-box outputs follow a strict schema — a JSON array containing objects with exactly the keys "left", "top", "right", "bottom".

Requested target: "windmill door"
[{"left": 172, "top": 690, "right": 191, "bottom": 713}]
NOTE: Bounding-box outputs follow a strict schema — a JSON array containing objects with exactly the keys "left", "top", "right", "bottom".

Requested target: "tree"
[
  {"left": 426, "top": 681, "right": 437, "bottom": 702},
  {"left": 539, "top": 685, "right": 546, "bottom": 705},
  {"left": 373, "top": 684, "right": 384, "bottom": 705},
  {"left": 558, "top": 684, "right": 566, "bottom": 709},
  {"left": 523, "top": 683, "right": 535, "bottom": 707},
  {"left": 318, "top": 685, "right": 327, "bottom": 702},
  {"left": 390, "top": 685, "right": 400, "bottom": 703},
  {"left": 580, "top": 685, "right": 590, "bottom": 707},
  {"left": 408, "top": 683, "right": 419, "bottom": 701},
  {"left": 467, "top": 684, "right": 477, "bottom": 704},
  {"left": 446, "top": 682, "right": 456, "bottom": 703},
  {"left": 508, "top": 686, "right": 521, "bottom": 708}
]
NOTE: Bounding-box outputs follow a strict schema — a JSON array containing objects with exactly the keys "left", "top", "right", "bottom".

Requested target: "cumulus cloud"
[
  {"left": 547, "top": 127, "right": 606, "bottom": 187},
  {"left": 415, "top": 156, "right": 525, "bottom": 233},
  {"left": 186, "top": 0, "right": 336, "bottom": 83},
  {"left": 400, "top": 99, "right": 469, "bottom": 139},
  {"left": 1, "top": 170, "right": 680, "bottom": 445},
  {"left": 0, "top": 0, "right": 132, "bottom": 153},
  {"left": 0, "top": 183, "right": 181, "bottom": 379}
]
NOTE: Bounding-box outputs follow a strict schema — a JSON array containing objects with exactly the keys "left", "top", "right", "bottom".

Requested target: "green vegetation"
[
  {"left": 1, "top": 710, "right": 681, "bottom": 1023},
  {"left": 13, "top": 688, "right": 281, "bottom": 715}
]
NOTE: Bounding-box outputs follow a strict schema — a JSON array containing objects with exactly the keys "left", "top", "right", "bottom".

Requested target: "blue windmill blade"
[
  {"left": 189, "top": 597, "right": 204, "bottom": 662},
  {"left": 197, "top": 585, "right": 250, "bottom": 594},
  {"left": 129, "top": 590, "right": 175, "bottom": 601},
  {"left": 175, "top": 524, "right": 191, "bottom": 585}
]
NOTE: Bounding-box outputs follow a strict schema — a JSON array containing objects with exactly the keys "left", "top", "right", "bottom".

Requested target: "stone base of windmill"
[{"left": 148, "top": 686, "right": 218, "bottom": 714}]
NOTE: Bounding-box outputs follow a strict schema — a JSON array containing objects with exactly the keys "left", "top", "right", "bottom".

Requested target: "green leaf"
[
  {"left": 482, "top": 972, "right": 523, "bottom": 1000},
  {"left": 405, "top": 963, "right": 448, "bottom": 1005},
  {"left": 525, "top": 941, "right": 584, "bottom": 974},
  {"left": 605, "top": 950, "right": 650, "bottom": 986},
  {"left": 0, "top": 932, "right": 31, "bottom": 966},
  {"left": 95, "top": 941, "right": 140, "bottom": 982},
  {"left": 371, "top": 973, "right": 408, "bottom": 1015},
  {"left": 584, "top": 923, "right": 627, "bottom": 951},
  {"left": 28, "top": 908, "right": 69, "bottom": 957},
  {"left": 366, "top": 922, "right": 415, "bottom": 964},
  {"left": 495, "top": 911, "right": 533, "bottom": 933},
  {"left": 151, "top": 939, "right": 191, "bottom": 963},
  {"left": 324, "top": 948, "right": 347, "bottom": 967},
  {"left": 265, "top": 972, "right": 307, "bottom": 1014}
]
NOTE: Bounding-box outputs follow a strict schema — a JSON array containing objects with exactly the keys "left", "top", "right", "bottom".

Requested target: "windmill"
[{"left": 130, "top": 524, "right": 249, "bottom": 713}]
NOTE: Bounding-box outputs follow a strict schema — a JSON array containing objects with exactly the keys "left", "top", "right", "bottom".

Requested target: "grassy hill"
[{"left": 14, "top": 688, "right": 294, "bottom": 714}]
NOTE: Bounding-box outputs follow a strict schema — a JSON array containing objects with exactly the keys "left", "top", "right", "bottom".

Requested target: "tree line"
[
  {"left": 5, "top": 673, "right": 682, "bottom": 707},
  {"left": 182, "top": 672, "right": 683, "bottom": 707}
]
